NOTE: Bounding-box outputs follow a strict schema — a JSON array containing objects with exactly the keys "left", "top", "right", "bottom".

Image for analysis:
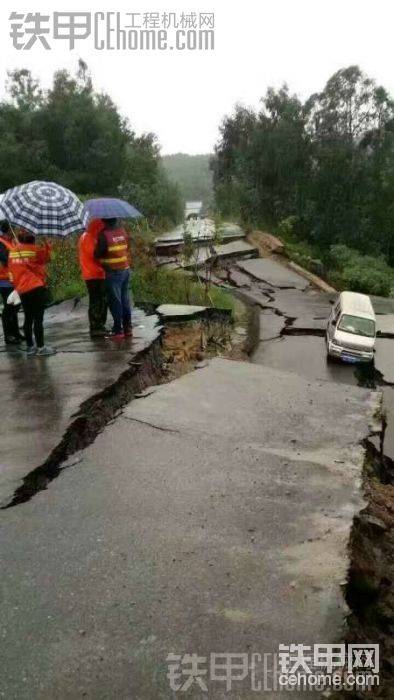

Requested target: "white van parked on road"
[{"left": 326, "top": 291, "right": 376, "bottom": 363}]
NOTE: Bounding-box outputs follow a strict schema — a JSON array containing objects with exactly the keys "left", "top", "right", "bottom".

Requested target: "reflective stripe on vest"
[
  {"left": 7, "top": 243, "right": 46, "bottom": 294},
  {"left": 99, "top": 229, "right": 130, "bottom": 269},
  {"left": 100, "top": 257, "right": 129, "bottom": 264},
  {"left": 9, "top": 250, "right": 37, "bottom": 259},
  {"left": 108, "top": 244, "right": 128, "bottom": 252},
  {"left": 100, "top": 242, "right": 128, "bottom": 265}
]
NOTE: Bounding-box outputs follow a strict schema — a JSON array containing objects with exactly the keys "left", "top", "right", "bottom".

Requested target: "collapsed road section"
[
  {"left": 219, "top": 254, "right": 394, "bottom": 696},
  {"left": 0, "top": 254, "right": 389, "bottom": 698}
]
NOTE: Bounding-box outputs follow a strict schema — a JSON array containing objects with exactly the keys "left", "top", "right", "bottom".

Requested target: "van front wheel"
[
  {"left": 326, "top": 344, "right": 334, "bottom": 363},
  {"left": 325, "top": 337, "right": 331, "bottom": 362}
]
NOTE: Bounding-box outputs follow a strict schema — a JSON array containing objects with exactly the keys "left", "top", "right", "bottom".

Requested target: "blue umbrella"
[{"left": 83, "top": 198, "right": 142, "bottom": 220}]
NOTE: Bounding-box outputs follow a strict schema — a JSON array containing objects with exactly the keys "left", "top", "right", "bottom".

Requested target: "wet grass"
[
  {"left": 131, "top": 266, "right": 235, "bottom": 314},
  {"left": 47, "top": 236, "right": 234, "bottom": 314}
]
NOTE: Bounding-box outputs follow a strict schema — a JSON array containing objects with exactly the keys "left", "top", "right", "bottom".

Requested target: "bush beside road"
[
  {"left": 268, "top": 219, "right": 394, "bottom": 297},
  {"left": 47, "top": 231, "right": 235, "bottom": 315}
]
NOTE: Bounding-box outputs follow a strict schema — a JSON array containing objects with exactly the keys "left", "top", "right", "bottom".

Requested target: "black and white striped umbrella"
[{"left": 0, "top": 181, "right": 88, "bottom": 237}]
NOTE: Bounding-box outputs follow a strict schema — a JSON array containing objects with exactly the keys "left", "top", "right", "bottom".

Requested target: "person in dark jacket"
[
  {"left": 94, "top": 218, "right": 132, "bottom": 341},
  {"left": 0, "top": 221, "right": 23, "bottom": 345}
]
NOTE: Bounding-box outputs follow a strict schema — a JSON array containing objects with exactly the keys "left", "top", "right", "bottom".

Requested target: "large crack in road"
[
  {"left": 0, "top": 255, "right": 388, "bottom": 699},
  {"left": 222, "top": 257, "right": 394, "bottom": 696},
  {"left": 0, "top": 303, "right": 164, "bottom": 509},
  {"left": 2, "top": 337, "right": 165, "bottom": 509}
]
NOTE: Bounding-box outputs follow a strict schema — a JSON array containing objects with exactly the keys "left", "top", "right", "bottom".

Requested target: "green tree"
[
  {"left": 212, "top": 88, "right": 311, "bottom": 227},
  {"left": 305, "top": 66, "right": 394, "bottom": 252},
  {"left": 0, "top": 60, "right": 182, "bottom": 226},
  {"left": 211, "top": 65, "right": 394, "bottom": 266}
]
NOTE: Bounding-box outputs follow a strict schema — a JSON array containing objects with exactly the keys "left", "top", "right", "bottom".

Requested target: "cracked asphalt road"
[
  {"left": 0, "top": 358, "right": 378, "bottom": 699},
  {"left": 0, "top": 300, "right": 161, "bottom": 506},
  {"left": 228, "top": 257, "right": 394, "bottom": 460},
  {"left": 0, "top": 256, "right": 387, "bottom": 699}
]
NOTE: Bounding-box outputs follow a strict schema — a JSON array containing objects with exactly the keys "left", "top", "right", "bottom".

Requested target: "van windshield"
[{"left": 338, "top": 314, "right": 375, "bottom": 338}]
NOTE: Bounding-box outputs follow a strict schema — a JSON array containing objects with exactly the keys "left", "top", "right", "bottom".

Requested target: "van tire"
[
  {"left": 325, "top": 336, "right": 331, "bottom": 362},
  {"left": 326, "top": 347, "right": 334, "bottom": 363}
]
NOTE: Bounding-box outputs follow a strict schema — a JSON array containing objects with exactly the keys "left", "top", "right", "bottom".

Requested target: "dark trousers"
[
  {"left": 20, "top": 286, "right": 47, "bottom": 348},
  {"left": 0, "top": 287, "right": 21, "bottom": 342},
  {"left": 85, "top": 278, "right": 107, "bottom": 332},
  {"left": 105, "top": 268, "right": 132, "bottom": 334}
]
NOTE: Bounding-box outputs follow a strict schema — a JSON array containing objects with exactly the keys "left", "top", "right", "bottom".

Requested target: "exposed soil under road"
[{"left": 1, "top": 310, "right": 246, "bottom": 511}]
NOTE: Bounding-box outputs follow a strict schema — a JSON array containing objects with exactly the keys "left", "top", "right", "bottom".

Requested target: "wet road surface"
[
  {"left": 0, "top": 358, "right": 378, "bottom": 698},
  {"left": 0, "top": 299, "right": 161, "bottom": 505},
  {"left": 229, "top": 258, "right": 394, "bottom": 459},
  {"left": 0, "top": 259, "right": 388, "bottom": 699}
]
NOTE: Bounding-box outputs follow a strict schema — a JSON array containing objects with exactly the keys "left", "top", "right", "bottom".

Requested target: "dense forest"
[
  {"left": 211, "top": 66, "right": 394, "bottom": 295},
  {"left": 0, "top": 60, "right": 183, "bottom": 228},
  {"left": 162, "top": 153, "right": 213, "bottom": 206}
]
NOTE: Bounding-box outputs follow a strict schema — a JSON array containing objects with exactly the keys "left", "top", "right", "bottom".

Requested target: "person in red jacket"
[
  {"left": 4, "top": 229, "right": 54, "bottom": 356},
  {"left": 78, "top": 218, "right": 108, "bottom": 338},
  {"left": 0, "top": 221, "right": 23, "bottom": 345}
]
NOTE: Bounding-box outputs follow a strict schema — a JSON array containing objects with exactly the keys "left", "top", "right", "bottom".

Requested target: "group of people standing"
[
  {"left": 0, "top": 217, "right": 133, "bottom": 356},
  {"left": 78, "top": 217, "right": 133, "bottom": 340}
]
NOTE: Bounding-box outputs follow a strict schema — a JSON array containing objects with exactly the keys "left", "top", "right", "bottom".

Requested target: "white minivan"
[{"left": 326, "top": 291, "right": 376, "bottom": 363}]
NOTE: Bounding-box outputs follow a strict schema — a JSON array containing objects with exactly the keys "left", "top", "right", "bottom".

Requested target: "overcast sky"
[{"left": 1, "top": 0, "right": 393, "bottom": 155}]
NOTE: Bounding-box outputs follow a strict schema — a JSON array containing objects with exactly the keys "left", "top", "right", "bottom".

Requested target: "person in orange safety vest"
[
  {"left": 78, "top": 218, "right": 108, "bottom": 338},
  {"left": 94, "top": 218, "right": 132, "bottom": 341},
  {"left": 0, "top": 228, "right": 55, "bottom": 356}
]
